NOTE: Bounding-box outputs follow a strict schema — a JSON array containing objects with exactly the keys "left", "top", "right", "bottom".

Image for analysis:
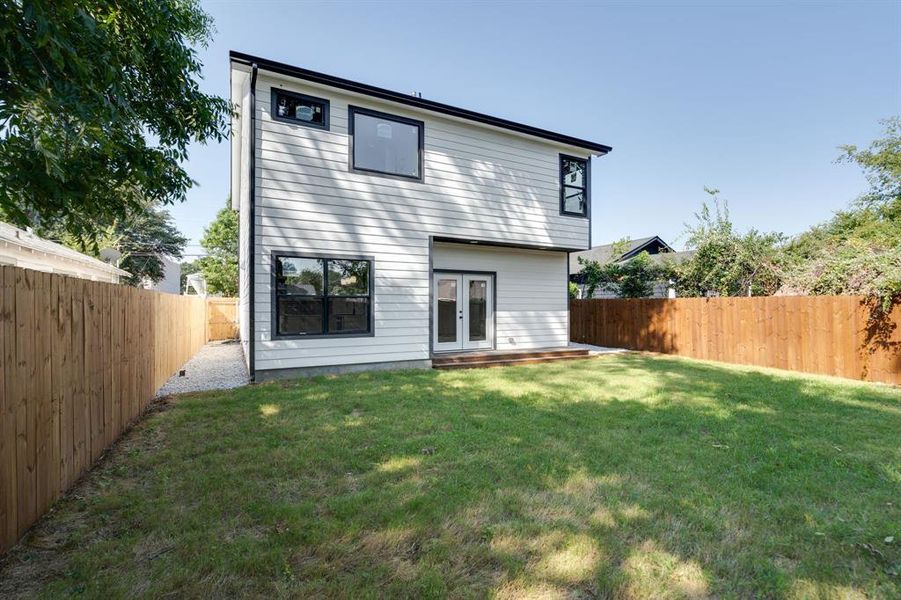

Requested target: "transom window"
[
  {"left": 271, "top": 89, "right": 329, "bottom": 130},
  {"left": 349, "top": 106, "right": 423, "bottom": 181},
  {"left": 274, "top": 255, "right": 372, "bottom": 337},
  {"left": 560, "top": 155, "right": 589, "bottom": 217}
]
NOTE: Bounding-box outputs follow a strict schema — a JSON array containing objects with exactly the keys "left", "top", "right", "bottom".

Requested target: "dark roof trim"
[
  {"left": 620, "top": 235, "right": 674, "bottom": 260},
  {"left": 230, "top": 51, "right": 613, "bottom": 155},
  {"left": 432, "top": 236, "right": 582, "bottom": 253}
]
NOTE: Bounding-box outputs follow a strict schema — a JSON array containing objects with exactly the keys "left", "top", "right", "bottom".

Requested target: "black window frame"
[
  {"left": 270, "top": 88, "right": 330, "bottom": 130},
  {"left": 348, "top": 105, "right": 425, "bottom": 182},
  {"left": 559, "top": 154, "right": 590, "bottom": 218},
  {"left": 271, "top": 253, "right": 375, "bottom": 340}
]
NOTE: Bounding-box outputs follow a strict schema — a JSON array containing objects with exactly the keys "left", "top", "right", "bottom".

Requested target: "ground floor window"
[{"left": 273, "top": 255, "right": 372, "bottom": 337}]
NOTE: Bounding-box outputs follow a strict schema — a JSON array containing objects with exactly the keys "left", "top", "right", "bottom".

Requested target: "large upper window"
[
  {"left": 349, "top": 106, "right": 423, "bottom": 181},
  {"left": 274, "top": 255, "right": 372, "bottom": 337},
  {"left": 271, "top": 89, "right": 329, "bottom": 130},
  {"left": 560, "top": 155, "right": 589, "bottom": 217}
]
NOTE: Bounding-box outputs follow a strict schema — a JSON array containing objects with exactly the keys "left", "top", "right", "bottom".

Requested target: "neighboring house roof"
[
  {"left": 230, "top": 51, "right": 613, "bottom": 155},
  {"left": 646, "top": 250, "right": 695, "bottom": 265},
  {"left": 570, "top": 235, "right": 676, "bottom": 274},
  {"left": 0, "top": 222, "right": 130, "bottom": 282}
]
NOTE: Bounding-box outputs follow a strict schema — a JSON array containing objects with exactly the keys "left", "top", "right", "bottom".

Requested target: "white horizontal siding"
[
  {"left": 432, "top": 243, "right": 569, "bottom": 351},
  {"left": 249, "top": 73, "right": 587, "bottom": 371}
]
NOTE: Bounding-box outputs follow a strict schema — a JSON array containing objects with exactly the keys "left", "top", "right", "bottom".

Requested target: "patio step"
[{"left": 432, "top": 347, "right": 590, "bottom": 369}]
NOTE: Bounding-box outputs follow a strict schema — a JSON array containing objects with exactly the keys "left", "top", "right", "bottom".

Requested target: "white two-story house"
[{"left": 230, "top": 52, "right": 611, "bottom": 381}]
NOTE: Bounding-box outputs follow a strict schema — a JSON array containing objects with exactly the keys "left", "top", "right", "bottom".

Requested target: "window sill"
[{"left": 271, "top": 331, "right": 375, "bottom": 341}]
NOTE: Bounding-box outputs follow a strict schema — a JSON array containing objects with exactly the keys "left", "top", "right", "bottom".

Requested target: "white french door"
[{"left": 433, "top": 273, "right": 493, "bottom": 352}]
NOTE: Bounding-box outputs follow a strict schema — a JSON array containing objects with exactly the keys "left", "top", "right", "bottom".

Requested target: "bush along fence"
[
  {"left": 0, "top": 266, "right": 210, "bottom": 553},
  {"left": 570, "top": 296, "right": 901, "bottom": 385}
]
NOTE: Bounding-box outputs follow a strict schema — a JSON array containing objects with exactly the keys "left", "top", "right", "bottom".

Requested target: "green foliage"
[
  {"left": 675, "top": 189, "right": 784, "bottom": 297},
  {"left": 37, "top": 204, "right": 187, "bottom": 286},
  {"left": 196, "top": 201, "right": 239, "bottom": 296},
  {"left": 838, "top": 117, "right": 901, "bottom": 214},
  {"left": 782, "top": 118, "right": 901, "bottom": 309},
  {"left": 578, "top": 244, "right": 674, "bottom": 299},
  {"left": 0, "top": 0, "right": 231, "bottom": 239},
  {"left": 568, "top": 281, "right": 579, "bottom": 299}
]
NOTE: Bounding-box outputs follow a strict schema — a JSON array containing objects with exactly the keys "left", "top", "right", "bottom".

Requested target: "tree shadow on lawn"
[{"left": 2, "top": 354, "right": 899, "bottom": 599}]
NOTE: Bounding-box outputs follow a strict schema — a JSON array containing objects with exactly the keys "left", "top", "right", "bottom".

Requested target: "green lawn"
[{"left": 2, "top": 354, "right": 899, "bottom": 599}]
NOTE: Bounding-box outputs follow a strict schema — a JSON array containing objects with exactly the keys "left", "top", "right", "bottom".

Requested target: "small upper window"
[
  {"left": 271, "top": 89, "right": 329, "bottom": 130},
  {"left": 560, "top": 155, "right": 589, "bottom": 217},
  {"left": 350, "top": 106, "right": 423, "bottom": 181}
]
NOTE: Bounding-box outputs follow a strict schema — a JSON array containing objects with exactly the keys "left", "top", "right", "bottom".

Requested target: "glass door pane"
[
  {"left": 462, "top": 275, "right": 492, "bottom": 350},
  {"left": 436, "top": 277, "right": 459, "bottom": 344},
  {"left": 468, "top": 280, "right": 487, "bottom": 342}
]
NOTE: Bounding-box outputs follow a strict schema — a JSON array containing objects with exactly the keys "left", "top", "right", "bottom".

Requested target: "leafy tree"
[
  {"left": 781, "top": 117, "right": 900, "bottom": 309},
  {"left": 568, "top": 281, "right": 579, "bottom": 299},
  {"left": 578, "top": 239, "right": 675, "bottom": 299},
  {"left": 40, "top": 204, "right": 187, "bottom": 286},
  {"left": 675, "top": 189, "right": 784, "bottom": 297},
  {"left": 0, "top": 0, "right": 230, "bottom": 239},
  {"left": 196, "top": 201, "right": 238, "bottom": 296}
]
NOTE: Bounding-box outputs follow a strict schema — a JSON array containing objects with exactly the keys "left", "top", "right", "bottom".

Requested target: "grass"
[{"left": 1, "top": 353, "right": 899, "bottom": 599}]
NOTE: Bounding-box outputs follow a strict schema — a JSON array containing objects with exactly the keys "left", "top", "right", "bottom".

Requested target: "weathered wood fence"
[
  {"left": 206, "top": 298, "right": 238, "bottom": 341},
  {"left": 570, "top": 296, "right": 901, "bottom": 385},
  {"left": 1, "top": 266, "right": 209, "bottom": 552}
]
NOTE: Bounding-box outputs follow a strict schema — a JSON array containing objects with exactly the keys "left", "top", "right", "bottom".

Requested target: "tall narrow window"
[
  {"left": 274, "top": 255, "right": 372, "bottom": 337},
  {"left": 350, "top": 106, "right": 423, "bottom": 181},
  {"left": 560, "top": 155, "right": 589, "bottom": 217}
]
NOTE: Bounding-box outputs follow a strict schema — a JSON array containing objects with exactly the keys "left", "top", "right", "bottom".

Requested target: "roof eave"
[{"left": 229, "top": 51, "right": 612, "bottom": 155}]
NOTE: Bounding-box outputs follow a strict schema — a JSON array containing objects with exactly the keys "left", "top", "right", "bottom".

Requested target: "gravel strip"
[{"left": 156, "top": 340, "right": 248, "bottom": 396}]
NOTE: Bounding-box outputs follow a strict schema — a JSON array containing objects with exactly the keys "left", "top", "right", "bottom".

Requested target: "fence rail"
[
  {"left": 1, "top": 266, "right": 209, "bottom": 552},
  {"left": 570, "top": 296, "right": 900, "bottom": 385}
]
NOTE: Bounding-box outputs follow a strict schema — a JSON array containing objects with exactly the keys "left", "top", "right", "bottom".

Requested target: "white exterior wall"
[
  {"left": 243, "top": 70, "right": 591, "bottom": 372},
  {"left": 233, "top": 71, "right": 252, "bottom": 368},
  {"left": 433, "top": 243, "right": 569, "bottom": 350}
]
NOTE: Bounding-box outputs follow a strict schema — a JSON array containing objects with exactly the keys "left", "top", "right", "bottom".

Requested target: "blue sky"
[{"left": 174, "top": 1, "right": 901, "bottom": 259}]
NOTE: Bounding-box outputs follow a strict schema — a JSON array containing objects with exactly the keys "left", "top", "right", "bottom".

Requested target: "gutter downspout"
[{"left": 248, "top": 63, "right": 258, "bottom": 382}]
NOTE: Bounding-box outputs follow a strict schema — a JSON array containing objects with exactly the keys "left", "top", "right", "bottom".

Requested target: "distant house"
[
  {"left": 0, "top": 222, "right": 129, "bottom": 283},
  {"left": 569, "top": 235, "right": 693, "bottom": 298},
  {"left": 143, "top": 256, "right": 181, "bottom": 294}
]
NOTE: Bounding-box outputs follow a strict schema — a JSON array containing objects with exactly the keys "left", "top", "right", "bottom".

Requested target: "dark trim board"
[
  {"left": 432, "top": 236, "right": 583, "bottom": 253},
  {"left": 230, "top": 51, "right": 612, "bottom": 155},
  {"left": 428, "top": 236, "right": 434, "bottom": 356}
]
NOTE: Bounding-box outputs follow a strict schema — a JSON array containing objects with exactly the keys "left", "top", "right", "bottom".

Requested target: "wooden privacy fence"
[
  {"left": 1, "top": 266, "right": 208, "bottom": 553},
  {"left": 206, "top": 297, "right": 238, "bottom": 341},
  {"left": 571, "top": 296, "right": 901, "bottom": 385}
]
